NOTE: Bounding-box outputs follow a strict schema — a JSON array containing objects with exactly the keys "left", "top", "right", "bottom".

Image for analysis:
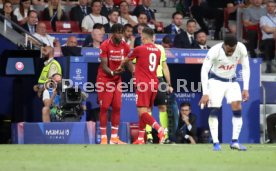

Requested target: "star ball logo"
[{"left": 15, "top": 62, "right": 24, "bottom": 71}]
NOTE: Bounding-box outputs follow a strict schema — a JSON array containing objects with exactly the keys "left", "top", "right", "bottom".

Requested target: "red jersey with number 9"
[{"left": 129, "top": 43, "right": 161, "bottom": 85}]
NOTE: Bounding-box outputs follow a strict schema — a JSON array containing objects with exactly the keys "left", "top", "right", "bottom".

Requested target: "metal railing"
[{"left": 0, "top": 13, "right": 44, "bottom": 49}]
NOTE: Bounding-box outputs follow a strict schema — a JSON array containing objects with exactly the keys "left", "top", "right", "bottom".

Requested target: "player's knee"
[
  {"left": 100, "top": 106, "right": 109, "bottom": 113},
  {"left": 209, "top": 108, "right": 220, "bottom": 117},
  {"left": 112, "top": 105, "right": 121, "bottom": 113},
  {"left": 231, "top": 101, "right": 241, "bottom": 111},
  {"left": 233, "top": 110, "right": 242, "bottom": 117}
]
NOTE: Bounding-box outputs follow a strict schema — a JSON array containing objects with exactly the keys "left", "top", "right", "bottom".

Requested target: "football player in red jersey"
[
  {"left": 119, "top": 27, "right": 166, "bottom": 144},
  {"left": 96, "top": 23, "right": 130, "bottom": 144}
]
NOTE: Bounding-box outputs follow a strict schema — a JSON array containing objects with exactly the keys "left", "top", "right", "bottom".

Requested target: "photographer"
[
  {"left": 175, "top": 102, "right": 197, "bottom": 144},
  {"left": 42, "top": 73, "right": 62, "bottom": 122}
]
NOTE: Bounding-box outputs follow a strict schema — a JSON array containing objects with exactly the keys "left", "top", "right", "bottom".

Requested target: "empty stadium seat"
[{"left": 55, "top": 21, "right": 81, "bottom": 33}]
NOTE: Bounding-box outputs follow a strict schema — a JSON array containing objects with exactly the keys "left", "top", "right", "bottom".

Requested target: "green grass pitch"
[{"left": 0, "top": 144, "right": 275, "bottom": 171}]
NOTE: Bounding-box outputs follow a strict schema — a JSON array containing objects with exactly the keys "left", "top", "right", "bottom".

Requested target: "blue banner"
[{"left": 12, "top": 122, "right": 96, "bottom": 144}]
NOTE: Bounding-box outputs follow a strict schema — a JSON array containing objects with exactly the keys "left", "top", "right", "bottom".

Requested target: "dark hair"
[
  {"left": 93, "top": 23, "right": 104, "bottom": 29},
  {"left": 123, "top": 23, "right": 133, "bottom": 31},
  {"left": 180, "top": 102, "right": 191, "bottom": 109},
  {"left": 51, "top": 73, "right": 62, "bottom": 78},
  {"left": 119, "top": 0, "right": 129, "bottom": 7},
  {"left": 27, "top": 10, "right": 38, "bottom": 17},
  {"left": 162, "top": 35, "right": 171, "bottom": 44},
  {"left": 224, "top": 34, "right": 237, "bottom": 47},
  {"left": 195, "top": 29, "right": 207, "bottom": 38},
  {"left": 138, "top": 12, "right": 148, "bottom": 18},
  {"left": 142, "top": 27, "right": 154, "bottom": 38},
  {"left": 111, "top": 23, "right": 124, "bottom": 33},
  {"left": 20, "top": 0, "right": 31, "bottom": 18},
  {"left": 186, "top": 18, "right": 196, "bottom": 25},
  {"left": 172, "top": 11, "right": 183, "bottom": 19},
  {"left": 91, "top": 0, "right": 102, "bottom": 7},
  {"left": 108, "top": 9, "right": 119, "bottom": 16}
]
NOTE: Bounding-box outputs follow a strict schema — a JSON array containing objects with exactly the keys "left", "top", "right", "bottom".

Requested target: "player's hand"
[
  {"left": 167, "top": 85, "right": 173, "bottom": 94},
  {"left": 242, "top": 90, "right": 249, "bottom": 102},
  {"left": 199, "top": 95, "right": 209, "bottom": 108},
  {"left": 114, "top": 67, "right": 125, "bottom": 75}
]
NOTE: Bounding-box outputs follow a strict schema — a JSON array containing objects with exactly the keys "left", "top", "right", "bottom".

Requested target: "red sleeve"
[
  {"left": 128, "top": 46, "right": 139, "bottom": 61},
  {"left": 99, "top": 41, "right": 108, "bottom": 58},
  {"left": 124, "top": 44, "right": 131, "bottom": 58}
]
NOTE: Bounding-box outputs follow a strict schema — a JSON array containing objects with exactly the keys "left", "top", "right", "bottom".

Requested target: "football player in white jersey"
[{"left": 199, "top": 35, "right": 250, "bottom": 151}]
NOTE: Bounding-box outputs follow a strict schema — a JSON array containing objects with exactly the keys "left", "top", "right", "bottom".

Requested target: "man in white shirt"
[
  {"left": 199, "top": 35, "right": 250, "bottom": 151},
  {"left": 33, "top": 22, "right": 59, "bottom": 47},
  {"left": 81, "top": 0, "right": 108, "bottom": 32}
]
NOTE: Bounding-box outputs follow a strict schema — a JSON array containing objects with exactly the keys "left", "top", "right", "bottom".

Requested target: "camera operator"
[{"left": 42, "top": 73, "right": 62, "bottom": 122}]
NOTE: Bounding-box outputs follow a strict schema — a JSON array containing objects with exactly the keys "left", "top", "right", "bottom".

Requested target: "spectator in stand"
[
  {"left": 194, "top": 30, "right": 210, "bottom": 49},
  {"left": 42, "top": 0, "right": 68, "bottom": 32},
  {"left": 175, "top": 102, "right": 197, "bottom": 144},
  {"left": 13, "top": 0, "right": 33, "bottom": 25},
  {"left": 133, "top": 12, "right": 148, "bottom": 34},
  {"left": 33, "top": 22, "right": 60, "bottom": 47},
  {"left": 191, "top": 0, "right": 233, "bottom": 40},
  {"left": 70, "top": 0, "right": 92, "bottom": 29},
  {"left": 104, "top": 9, "right": 119, "bottom": 33},
  {"left": 118, "top": 1, "right": 138, "bottom": 27},
  {"left": 61, "top": 36, "right": 82, "bottom": 56},
  {"left": 134, "top": 23, "right": 148, "bottom": 47},
  {"left": 133, "top": 0, "right": 158, "bottom": 29},
  {"left": 83, "top": 23, "right": 105, "bottom": 47},
  {"left": 84, "top": 26, "right": 105, "bottom": 47},
  {"left": 122, "top": 23, "right": 135, "bottom": 48},
  {"left": 22, "top": 10, "right": 38, "bottom": 34},
  {"left": 161, "top": 35, "right": 172, "bottom": 48},
  {"left": 81, "top": 0, "right": 108, "bottom": 32},
  {"left": 101, "top": 0, "right": 119, "bottom": 18},
  {"left": 164, "top": 11, "right": 184, "bottom": 35},
  {"left": 0, "top": 1, "right": 18, "bottom": 29},
  {"left": 243, "top": 0, "right": 266, "bottom": 58},
  {"left": 260, "top": 0, "right": 276, "bottom": 73},
  {"left": 173, "top": 19, "right": 197, "bottom": 49}
]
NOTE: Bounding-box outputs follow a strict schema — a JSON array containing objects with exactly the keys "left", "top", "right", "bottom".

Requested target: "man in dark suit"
[
  {"left": 173, "top": 19, "right": 197, "bottom": 49},
  {"left": 164, "top": 11, "right": 184, "bottom": 35},
  {"left": 133, "top": 0, "right": 156, "bottom": 24},
  {"left": 70, "top": 0, "right": 92, "bottom": 29},
  {"left": 104, "top": 9, "right": 119, "bottom": 33},
  {"left": 101, "top": 0, "right": 119, "bottom": 18},
  {"left": 194, "top": 30, "right": 210, "bottom": 49},
  {"left": 22, "top": 10, "right": 38, "bottom": 34},
  {"left": 175, "top": 102, "right": 197, "bottom": 144}
]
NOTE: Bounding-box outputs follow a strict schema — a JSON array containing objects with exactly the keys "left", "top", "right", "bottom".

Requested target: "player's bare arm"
[{"left": 162, "top": 61, "right": 173, "bottom": 93}]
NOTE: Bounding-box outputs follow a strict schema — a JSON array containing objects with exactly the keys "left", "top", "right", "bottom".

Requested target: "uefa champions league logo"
[
  {"left": 76, "top": 68, "right": 81, "bottom": 75},
  {"left": 15, "top": 62, "right": 24, "bottom": 71}
]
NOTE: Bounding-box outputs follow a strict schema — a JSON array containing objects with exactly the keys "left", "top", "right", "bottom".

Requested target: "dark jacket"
[
  {"left": 22, "top": 23, "right": 36, "bottom": 34},
  {"left": 164, "top": 24, "right": 184, "bottom": 35},
  {"left": 194, "top": 43, "right": 211, "bottom": 49},
  {"left": 133, "top": 5, "right": 155, "bottom": 22},
  {"left": 104, "top": 23, "right": 112, "bottom": 33},
  {"left": 173, "top": 31, "right": 197, "bottom": 49},
  {"left": 175, "top": 113, "right": 197, "bottom": 143},
  {"left": 100, "top": 5, "right": 119, "bottom": 19},
  {"left": 42, "top": 8, "right": 68, "bottom": 31},
  {"left": 70, "top": 5, "right": 92, "bottom": 29}
]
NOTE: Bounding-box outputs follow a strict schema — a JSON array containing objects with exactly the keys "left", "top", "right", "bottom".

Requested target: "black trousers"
[
  {"left": 246, "top": 30, "right": 258, "bottom": 58},
  {"left": 260, "top": 38, "right": 275, "bottom": 61},
  {"left": 267, "top": 113, "right": 276, "bottom": 143},
  {"left": 191, "top": 3, "right": 224, "bottom": 36}
]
